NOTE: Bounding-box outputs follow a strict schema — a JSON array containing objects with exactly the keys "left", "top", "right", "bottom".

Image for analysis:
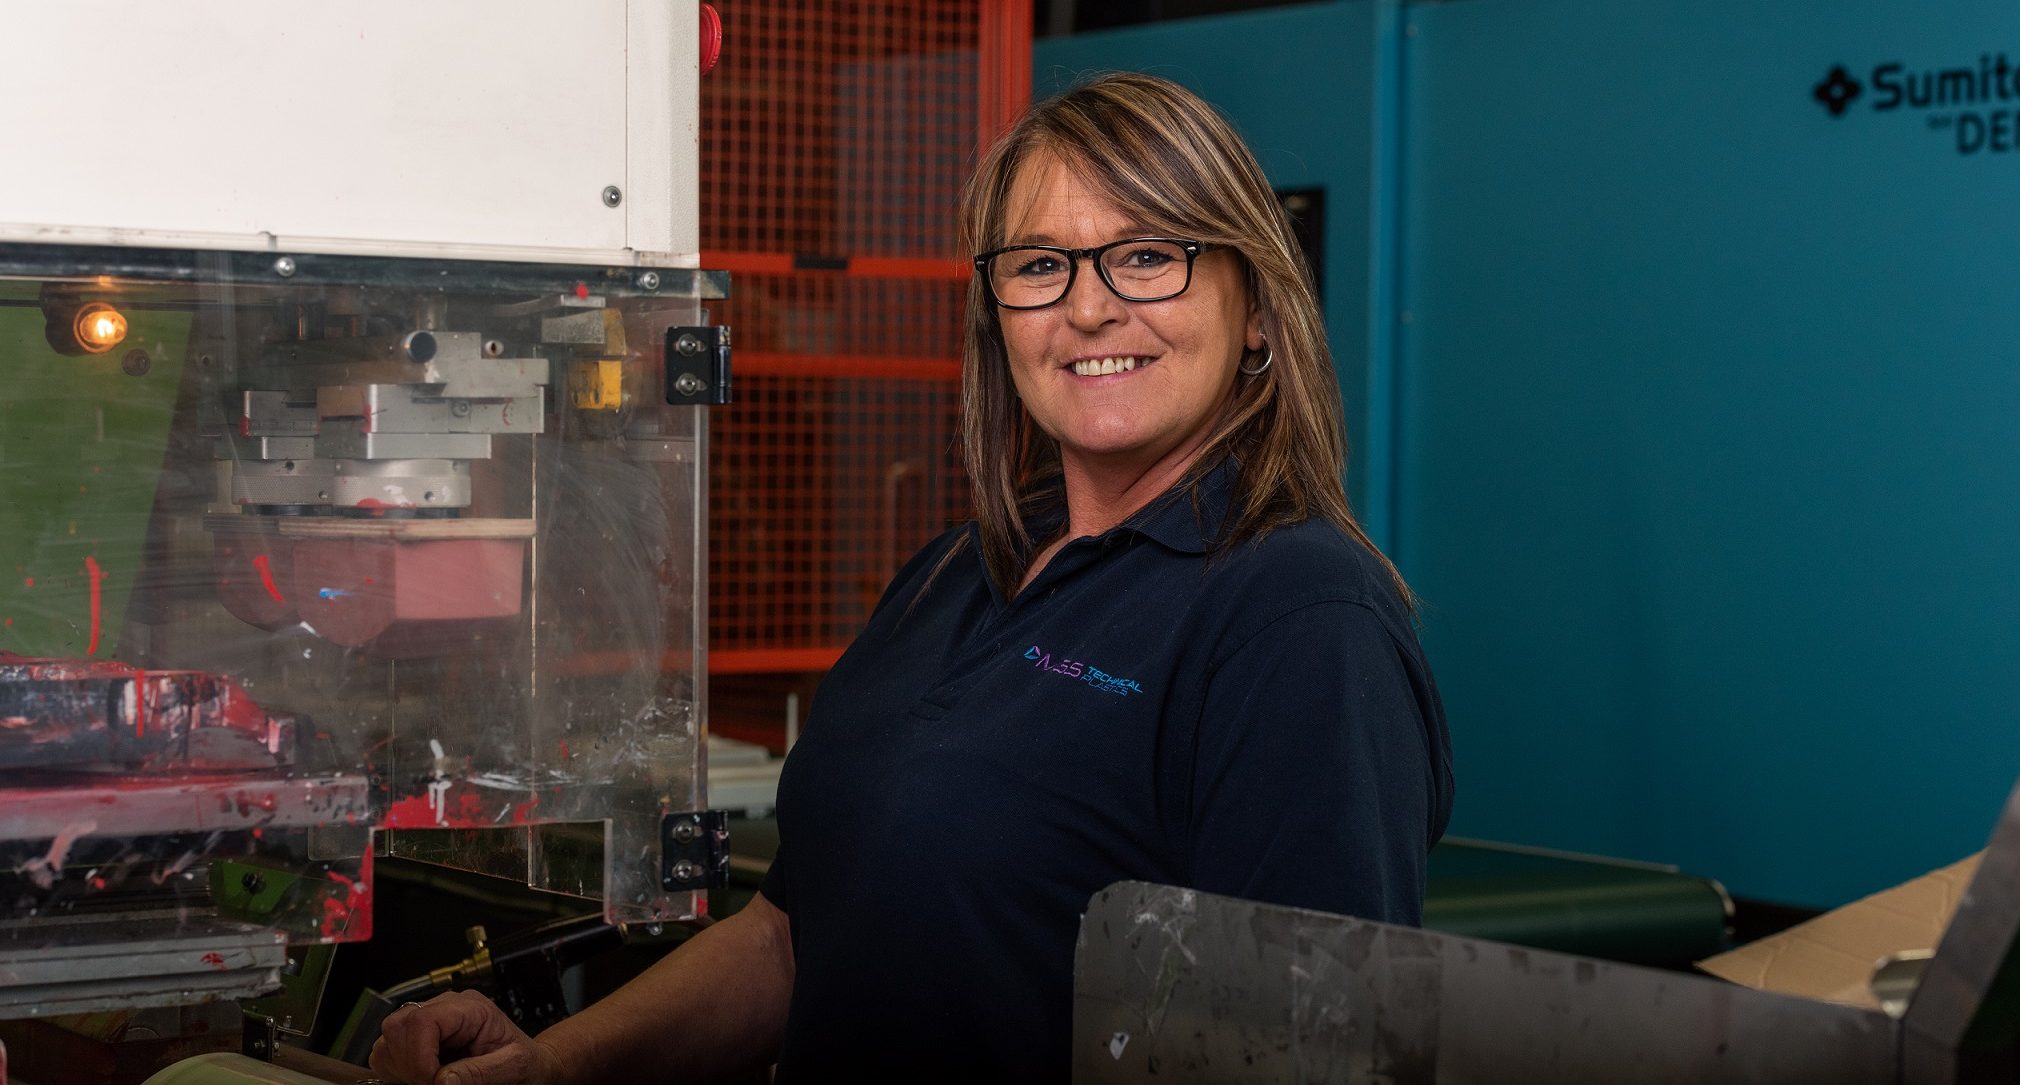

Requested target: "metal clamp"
[
  {"left": 664, "top": 325, "right": 732, "bottom": 406},
  {"left": 661, "top": 809, "right": 731, "bottom": 890}
]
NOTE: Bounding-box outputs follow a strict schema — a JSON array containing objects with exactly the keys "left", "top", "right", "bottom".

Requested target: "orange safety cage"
[{"left": 701, "top": 0, "right": 1032, "bottom": 676}]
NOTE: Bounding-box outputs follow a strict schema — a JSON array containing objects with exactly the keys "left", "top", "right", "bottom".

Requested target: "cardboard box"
[{"left": 1697, "top": 854, "right": 1981, "bottom": 1009}]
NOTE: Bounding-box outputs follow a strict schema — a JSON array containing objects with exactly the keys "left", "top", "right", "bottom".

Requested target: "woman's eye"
[
  {"left": 1120, "top": 247, "right": 1174, "bottom": 268},
  {"left": 1014, "top": 255, "right": 1064, "bottom": 277}
]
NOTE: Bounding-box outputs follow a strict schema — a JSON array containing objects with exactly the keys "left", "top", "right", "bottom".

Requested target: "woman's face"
[{"left": 995, "top": 152, "right": 1261, "bottom": 476}]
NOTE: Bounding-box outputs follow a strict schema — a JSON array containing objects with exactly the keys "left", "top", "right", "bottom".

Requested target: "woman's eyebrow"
[{"left": 1001, "top": 224, "right": 1158, "bottom": 248}]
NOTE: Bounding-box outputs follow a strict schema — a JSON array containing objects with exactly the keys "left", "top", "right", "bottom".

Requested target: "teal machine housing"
[{"left": 1038, "top": 0, "right": 2020, "bottom": 909}]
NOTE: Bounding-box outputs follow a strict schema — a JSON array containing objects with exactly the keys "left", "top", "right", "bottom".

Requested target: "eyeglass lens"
[{"left": 987, "top": 240, "right": 1191, "bottom": 307}]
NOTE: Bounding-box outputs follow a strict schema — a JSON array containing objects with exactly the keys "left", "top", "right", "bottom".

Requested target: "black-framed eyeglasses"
[{"left": 973, "top": 237, "right": 1205, "bottom": 310}]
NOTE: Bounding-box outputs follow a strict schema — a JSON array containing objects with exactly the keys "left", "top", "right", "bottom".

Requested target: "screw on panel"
[
  {"left": 672, "top": 373, "right": 707, "bottom": 397},
  {"left": 121, "top": 349, "right": 151, "bottom": 376},
  {"left": 674, "top": 333, "right": 704, "bottom": 356},
  {"left": 669, "top": 860, "right": 704, "bottom": 883},
  {"left": 670, "top": 821, "right": 700, "bottom": 844},
  {"left": 449, "top": 399, "right": 472, "bottom": 417},
  {"left": 273, "top": 257, "right": 297, "bottom": 278},
  {"left": 637, "top": 271, "right": 661, "bottom": 291},
  {"left": 602, "top": 185, "right": 623, "bottom": 207}
]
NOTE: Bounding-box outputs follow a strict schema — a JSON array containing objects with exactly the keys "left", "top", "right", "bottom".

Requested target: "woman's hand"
[
  {"left": 368, "top": 893, "right": 792, "bottom": 1083},
  {"left": 369, "top": 990, "right": 564, "bottom": 1085}
]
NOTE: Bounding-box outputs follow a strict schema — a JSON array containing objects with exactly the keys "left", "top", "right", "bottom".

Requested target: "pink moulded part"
[{"left": 290, "top": 537, "right": 526, "bottom": 658}]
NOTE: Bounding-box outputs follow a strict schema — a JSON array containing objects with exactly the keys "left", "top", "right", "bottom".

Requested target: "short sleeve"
[
  {"left": 1187, "top": 599, "right": 1450, "bottom": 923},
  {"left": 759, "top": 843, "right": 791, "bottom": 915},
  {"left": 758, "top": 526, "right": 976, "bottom": 924}
]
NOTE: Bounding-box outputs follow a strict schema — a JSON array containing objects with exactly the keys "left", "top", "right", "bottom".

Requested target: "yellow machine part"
[
  {"left": 566, "top": 308, "right": 629, "bottom": 411},
  {"left": 569, "top": 358, "right": 625, "bottom": 411}
]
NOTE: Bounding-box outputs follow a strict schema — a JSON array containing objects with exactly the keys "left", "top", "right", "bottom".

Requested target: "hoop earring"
[{"left": 1238, "top": 345, "right": 1273, "bottom": 377}]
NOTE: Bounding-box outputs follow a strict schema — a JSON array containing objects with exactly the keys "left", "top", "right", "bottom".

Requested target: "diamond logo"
[{"left": 1813, "top": 65, "right": 1862, "bottom": 117}]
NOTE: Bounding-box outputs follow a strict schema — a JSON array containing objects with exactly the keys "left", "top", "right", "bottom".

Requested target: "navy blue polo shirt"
[{"left": 761, "top": 461, "right": 1453, "bottom": 1081}]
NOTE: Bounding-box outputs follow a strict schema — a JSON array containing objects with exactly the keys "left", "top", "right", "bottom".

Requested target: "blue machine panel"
[
  {"left": 1397, "top": 0, "right": 2020, "bottom": 905},
  {"left": 1042, "top": 1, "right": 2020, "bottom": 906}
]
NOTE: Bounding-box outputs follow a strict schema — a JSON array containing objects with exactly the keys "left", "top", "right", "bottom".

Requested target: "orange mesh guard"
[{"left": 703, "top": 1, "right": 1031, "bottom": 674}]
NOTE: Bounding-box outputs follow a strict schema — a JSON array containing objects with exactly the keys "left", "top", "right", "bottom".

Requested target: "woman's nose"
[{"left": 1063, "top": 259, "right": 1126, "bottom": 331}]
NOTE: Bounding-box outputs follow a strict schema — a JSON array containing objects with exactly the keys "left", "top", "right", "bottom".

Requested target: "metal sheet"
[
  {"left": 0, "top": 774, "right": 371, "bottom": 840},
  {"left": 1903, "top": 781, "right": 2020, "bottom": 1083},
  {"left": 1074, "top": 882, "right": 1897, "bottom": 1084},
  {"left": 0, "top": 917, "right": 285, "bottom": 1016},
  {"left": 0, "top": 243, "right": 726, "bottom": 297}
]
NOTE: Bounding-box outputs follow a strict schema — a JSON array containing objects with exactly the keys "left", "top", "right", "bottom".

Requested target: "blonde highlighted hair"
[{"left": 956, "top": 72, "right": 1410, "bottom": 607}]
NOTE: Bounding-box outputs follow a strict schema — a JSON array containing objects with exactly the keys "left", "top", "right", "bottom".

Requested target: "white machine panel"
[{"left": 0, "top": 0, "right": 700, "bottom": 265}]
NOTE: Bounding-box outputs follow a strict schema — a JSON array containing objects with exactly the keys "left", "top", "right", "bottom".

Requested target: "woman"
[{"left": 373, "top": 72, "right": 1452, "bottom": 1085}]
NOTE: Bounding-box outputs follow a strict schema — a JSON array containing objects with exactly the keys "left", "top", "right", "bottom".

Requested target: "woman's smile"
[{"left": 1064, "top": 354, "right": 1158, "bottom": 378}]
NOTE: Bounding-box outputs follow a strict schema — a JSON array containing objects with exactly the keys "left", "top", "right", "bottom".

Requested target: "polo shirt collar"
[
  {"left": 1012, "top": 455, "right": 1240, "bottom": 559},
  {"left": 1118, "top": 454, "right": 1238, "bottom": 554}
]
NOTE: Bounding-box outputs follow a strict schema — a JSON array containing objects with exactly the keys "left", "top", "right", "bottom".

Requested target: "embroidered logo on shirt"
[{"left": 1023, "top": 645, "right": 1143, "bottom": 697}]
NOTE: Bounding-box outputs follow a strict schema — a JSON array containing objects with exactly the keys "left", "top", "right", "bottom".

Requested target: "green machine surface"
[
  {"left": 1427, "top": 839, "right": 1732, "bottom": 968},
  {"left": 0, "top": 294, "right": 191, "bottom": 659}
]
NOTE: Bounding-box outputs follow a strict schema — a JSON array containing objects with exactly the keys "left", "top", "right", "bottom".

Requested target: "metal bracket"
[
  {"left": 664, "top": 325, "right": 731, "bottom": 406},
  {"left": 660, "top": 809, "right": 730, "bottom": 890},
  {"left": 243, "top": 1011, "right": 278, "bottom": 1061},
  {"left": 241, "top": 1008, "right": 309, "bottom": 1061}
]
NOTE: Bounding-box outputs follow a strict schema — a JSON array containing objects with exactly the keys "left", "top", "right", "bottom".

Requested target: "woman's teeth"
[{"left": 1072, "top": 356, "right": 1146, "bottom": 376}]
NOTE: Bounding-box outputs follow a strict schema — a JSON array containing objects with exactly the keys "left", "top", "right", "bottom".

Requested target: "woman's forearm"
[{"left": 535, "top": 891, "right": 795, "bottom": 1084}]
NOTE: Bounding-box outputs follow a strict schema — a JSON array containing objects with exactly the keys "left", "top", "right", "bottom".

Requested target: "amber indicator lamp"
[
  {"left": 43, "top": 299, "right": 129, "bottom": 355},
  {"left": 74, "top": 303, "right": 128, "bottom": 353}
]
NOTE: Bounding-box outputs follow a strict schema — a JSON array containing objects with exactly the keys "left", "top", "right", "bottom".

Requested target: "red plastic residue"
[
  {"left": 322, "top": 861, "right": 374, "bottom": 942},
  {"left": 252, "top": 553, "right": 287, "bottom": 605},
  {"left": 383, "top": 780, "right": 546, "bottom": 830},
  {"left": 83, "top": 556, "right": 104, "bottom": 657}
]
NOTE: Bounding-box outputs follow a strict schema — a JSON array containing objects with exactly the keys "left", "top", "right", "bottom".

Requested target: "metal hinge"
[
  {"left": 661, "top": 809, "right": 731, "bottom": 890},
  {"left": 664, "top": 325, "right": 732, "bottom": 406}
]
